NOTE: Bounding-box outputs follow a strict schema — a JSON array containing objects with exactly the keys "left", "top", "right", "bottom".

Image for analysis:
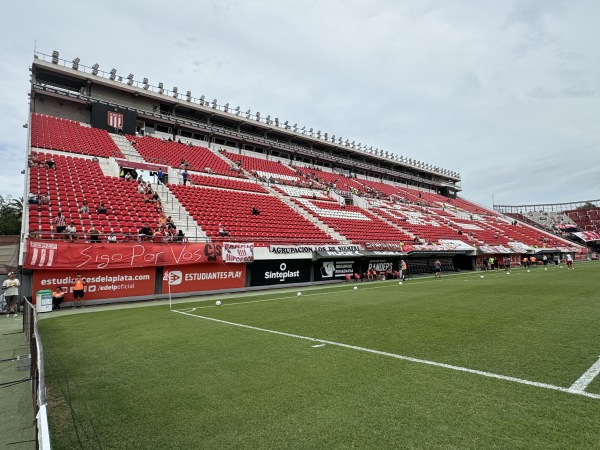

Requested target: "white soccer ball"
[
  {"left": 544, "top": 268, "right": 547, "bottom": 271},
  {"left": 353, "top": 286, "right": 358, "bottom": 290},
  {"left": 506, "top": 272, "right": 510, "bottom": 275},
  {"left": 527, "top": 270, "right": 530, "bottom": 273},
  {"left": 215, "top": 300, "right": 222, "bottom": 306},
  {"left": 480, "top": 275, "right": 484, "bottom": 278},
  {"left": 398, "top": 281, "right": 403, "bottom": 285},
  {"left": 297, "top": 292, "right": 302, "bottom": 296}
]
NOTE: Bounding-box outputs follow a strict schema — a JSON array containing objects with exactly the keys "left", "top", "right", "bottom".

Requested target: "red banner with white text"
[
  {"left": 32, "top": 267, "right": 156, "bottom": 302},
  {"left": 24, "top": 240, "right": 223, "bottom": 270},
  {"left": 162, "top": 263, "right": 246, "bottom": 294}
]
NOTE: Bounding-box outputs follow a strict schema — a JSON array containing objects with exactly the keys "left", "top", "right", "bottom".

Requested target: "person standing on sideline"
[
  {"left": 2, "top": 272, "right": 20, "bottom": 317},
  {"left": 52, "top": 287, "right": 65, "bottom": 311},
  {"left": 503, "top": 256, "right": 511, "bottom": 273},
  {"left": 566, "top": 254, "right": 574, "bottom": 270},
  {"left": 433, "top": 259, "right": 442, "bottom": 278},
  {"left": 72, "top": 273, "right": 86, "bottom": 308}
]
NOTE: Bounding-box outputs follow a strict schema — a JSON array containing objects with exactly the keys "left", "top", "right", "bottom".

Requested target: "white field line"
[
  {"left": 569, "top": 358, "right": 600, "bottom": 392},
  {"left": 172, "top": 310, "right": 600, "bottom": 400}
]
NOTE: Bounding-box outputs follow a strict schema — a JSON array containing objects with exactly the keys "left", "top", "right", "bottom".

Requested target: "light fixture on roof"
[
  {"left": 317, "top": 130, "right": 321, "bottom": 138},
  {"left": 235, "top": 106, "right": 241, "bottom": 115},
  {"left": 345, "top": 139, "right": 349, "bottom": 146},
  {"left": 92, "top": 63, "right": 99, "bottom": 75},
  {"left": 301, "top": 126, "right": 306, "bottom": 134},
  {"left": 199, "top": 95, "right": 205, "bottom": 105},
  {"left": 158, "top": 82, "right": 164, "bottom": 94},
  {"left": 351, "top": 141, "right": 355, "bottom": 148},
  {"left": 127, "top": 73, "right": 134, "bottom": 86},
  {"left": 323, "top": 132, "right": 328, "bottom": 140},
  {"left": 72, "top": 57, "right": 80, "bottom": 70},
  {"left": 186, "top": 91, "right": 192, "bottom": 101},
  {"left": 143, "top": 78, "right": 149, "bottom": 89},
  {"left": 274, "top": 118, "right": 279, "bottom": 126},
  {"left": 331, "top": 134, "right": 335, "bottom": 142},
  {"left": 172, "top": 87, "right": 178, "bottom": 97},
  {"left": 212, "top": 99, "right": 217, "bottom": 108},
  {"left": 224, "top": 103, "right": 229, "bottom": 112},
  {"left": 293, "top": 123, "right": 297, "bottom": 132},
  {"left": 265, "top": 115, "right": 271, "bottom": 124},
  {"left": 109, "top": 68, "right": 117, "bottom": 81},
  {"left": 118, "top": 76, "right": 123, "bottom": 82},
  {"left": 284, "top": 120, "right": 289, "bottom": 128},
  {"left": 255, "top": 111, "right": 260, "bottom": 120},
  {"left": 52, "top": 50, "right": 59, "bottom": 64},
  {"left": 246, "top": 109, "right": 251, "bottom": 118},
  {"left": 338, "top": 137, "right": 342, "bottom": 144}
]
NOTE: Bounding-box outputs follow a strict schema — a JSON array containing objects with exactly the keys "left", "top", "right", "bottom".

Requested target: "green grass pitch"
[{"left": 40, "top": 262, "right": 600, "bottom": 449}]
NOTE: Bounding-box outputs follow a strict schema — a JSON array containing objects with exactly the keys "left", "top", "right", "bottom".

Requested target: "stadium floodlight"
[
  {"left": 172, "top": 87, "right": 178, "bottom": 97},
  {"left": 265, "top": 115, "right": 271, "bottom": 124},
  {"left": 331, "top": 134, "right": 335, "bottom": 142},
  {"left": 158, "top": 82, "right": 164, "bottom": 94},
  {"left": 345, "top": 139, "right": 349, "bottom": 146},
  {"left": 283, "top": 120, "right": 289, "bottom": 128},
  {"left": 212, "top": 99, "right": 217, "bottom": 108},
  {"left": 118, "top": 76, "right": 123, "bottom": 82},
  {"left": 324, "top": 132, "right": 328, "bottom": 140},
  {"left": 127, "top": 73, "right": 134, "bottom": 86},
  {"left": 109, "top": 68, "right": 117, "bottom": 81},
  {"left": 256, "top": 112, "right": 260, "bottom": 121},
  {"left": 309, "top": 128, "right": 313, "bottom": 136},
  {"left": 52, "top": 50, "right": 59, "bottom": 64},
  {"left": 301, "top": 126, "right": 306, "bottom": 134},
  {"left": 92, "top": 63, "right": 99, "bottom": 75},
  {"left": 143, "top": 78, "right": 149, "bottom": 89},
  {"left": 274, "top": 118, "right": 279, "bottom": 126},
  {"left": 317, "top": 130, "right": 321, "bottom": 138},
  {"left": 293, "top": 124, "right": 297, "bottom": 131},
  {"left": 186, "top": 91, "right": 192, "bottom": 101},
  {"left": 72, "top": 57, "right": 80, "bottom": 70},
  {"left": 224, "top": 103, "right": 229, "bottom": 112},
  {"left": 246, "top": 109, "right": 251, "bottom": 118},
  {"left": 235, "top": 106, "right": 241, "bottom": 115},
  {"left": 199, "top": 95, "right": 205, "bottom": 105},
  {"left": 351, "top": 141, "right": 355, "bottom": 148}
]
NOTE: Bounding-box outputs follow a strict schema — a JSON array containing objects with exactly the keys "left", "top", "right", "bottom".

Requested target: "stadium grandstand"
[{"left": 18, "top": 49, "right": 589, "bottom": 306}]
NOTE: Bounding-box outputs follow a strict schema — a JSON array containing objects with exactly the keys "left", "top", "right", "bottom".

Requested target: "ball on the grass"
[
  {"left": 398, "top": 281, "right": 403, "bottom": 285},
  {"left": 506, "top": 272, "right": 510, "bottom": 275},
  {"left": 297, "top": 292, "right": 302, "bottom": 296},
  {"left": 215, "top": 300, "right": 221, "bottom": 306},
  {"left": 480, "top": 275, "right": 484, "bottom": 278},
  {"left": 544, "top": 268, "right": 547, "bottom": 271},
  {"left": 353, "top": 286, "right": 358, "bottom": 290},
  {"left": 527, "top": 270, "right": 530, "bottom": 273}
]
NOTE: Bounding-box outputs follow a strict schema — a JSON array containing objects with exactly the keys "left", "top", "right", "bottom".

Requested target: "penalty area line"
[{"left": 172, "top": 310, "right": 600, "bottom": 400}]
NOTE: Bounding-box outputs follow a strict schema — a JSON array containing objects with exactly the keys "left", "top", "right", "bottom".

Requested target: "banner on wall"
[
  {"left": 24, "top": 240, "right": 223, "bottom": 270},
  {"left": 32, "top": 267, "right": 156, "bottom": 302},
  {"left": 249, "top": 260, "right": 311, "bottom": 286},
  {"left": 224, "top": 242, "right": 254, "bottom": 263},
  {"left": 162, "top": 263, "right": 246, "bottom": 293},
  {"left": 314, "top": 260, "right": 361, "bottom": 281},
  {"left": 268, "top": 244, "right": 362, "bottom": 254}
]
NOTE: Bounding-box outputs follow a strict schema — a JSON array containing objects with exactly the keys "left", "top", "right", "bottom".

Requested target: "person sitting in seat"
[
  {"left": 97, "top": 202, "right": 108, "bottom": 214},
  {"left": 45, "top": 157, "right": 56, "bottom": 169},
  {"left": 139, "top": 223, "right": 153, "bottom": 241},
  {"left": 177, "top": 229, "right": 186, "bottom": 242},
  {"left": 88, "top": 224, "right": 101, "bottom": 243},
  {"left": 64, "top": 221, "right": 77, "bottom": 242},
  {"left": 251, "top": 205, "right": 260, "bottom": 215},
  {"left": 107, "top": 229, "right": 118, "bottom": 243},
  {"left": 28, "top": 192, "right": 38, "bottom": 205},
  {"left": 78, "top": 200, "right": 89, "bottom": 214},
  {"left": 218, "top": 224, "right": 230, "bottom": 237}
]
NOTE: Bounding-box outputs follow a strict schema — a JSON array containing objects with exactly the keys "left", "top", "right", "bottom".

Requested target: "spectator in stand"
[
  {"left": 107, "top": 229, "right": 118, "bottom": 243},
  {"left": 88, "top": 224, "right": 101, "bottom": 243},
  {"left": 28, "top": 192, "right": 38, "bottom": 205},
  {"left": 218, "top": 224, "right": 230, "bottom": 237},
  {"left": 166, "top": 216, "right": 175, "bottom": 230},
  {"left": 182, "top": 170, "right": 189, "bottom": 186},
  {"left": 54, "top": 211, "right": 67, "bottom": 235},
  {"left": 251, "top": 205, "right": 260, "bottom": 215},
  {"left": 177, "top": 229, "right": 185, "bottom": 242},
  {"left": 64, "top": 221, "right": 77, "bottom": 242},
  {"left": 124, "top": 172, "right": 133, "bottom": 182},
  {"left": 157, "top": 213, "right": 168, "bottom": 228},
  {"left": 39, "top": 192, "right": 50, "bottom": 206},
  {"left": 157, "top": 167, "right": 164, "bottom": 185},
  {"left": 78, "top": 200, "right": 89, "bottom": 214},
  {"left": 204, "top": 166, "right": 213, "bottom": 174},
  {"left": 97, "top": 202, "right": 108, "bottom": 214},
  {"left": 91, "top": 155, "right": 99, "bottom": 163},
  {"left": 29, "top": 152, "right": 41, "bottom": 167},
  {"left": 137, "top": 181, "right": 146, "bottom": 194},
  {"left": 45, "top": 156, "right": 56, "bottom": 169},
  {"left": 52, "top": 287, "right": 65, "bottom": 311},
  {"left": 152, "top": 192, "right": 160, "bottom": 204},
  {"left": 139, "top": 223, "right": 153, "bottom": 241}
]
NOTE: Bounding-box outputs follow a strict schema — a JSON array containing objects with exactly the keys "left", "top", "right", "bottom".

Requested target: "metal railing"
[{"left": 23, "top": 297, "right": 52, "bottom": 450}]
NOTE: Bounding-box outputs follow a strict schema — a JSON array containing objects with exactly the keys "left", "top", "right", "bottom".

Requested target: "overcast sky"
[{"left": 1, "top": 0, "right": 599, "bottom": 207}]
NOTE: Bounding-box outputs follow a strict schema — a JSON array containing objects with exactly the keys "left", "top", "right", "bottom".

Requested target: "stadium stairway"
[
  {"left": 148, "top": 182, "right": 207, "bottom": 241},
  {"left": 368, "top": 208, "right": 418, "bottom": 241},
  {"left": 109, "top": 133, "right": 146, "bottom": 164}
]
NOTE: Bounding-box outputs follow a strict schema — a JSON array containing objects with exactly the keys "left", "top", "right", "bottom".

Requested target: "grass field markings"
[
  {"left": 172, "top": 310, "right": 600, "bottom": 400},
  {"left": 569, "top": 358, "right": 600, "bottom": 393},
  {"left": 311, "top": 344, "right": 327, "bottom": 348}
]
